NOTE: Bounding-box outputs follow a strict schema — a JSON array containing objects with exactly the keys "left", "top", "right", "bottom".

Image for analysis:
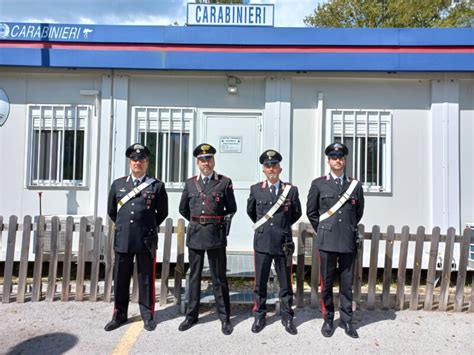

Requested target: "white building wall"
[
  {"left": 459, "top": 79, "right": 474, "bottom": 229},
  {"left": 292, "top": 75, "right": 433, "bottom": 232},
  {"left": 0, "top": 70, "right": 104, "bottom": 219}
]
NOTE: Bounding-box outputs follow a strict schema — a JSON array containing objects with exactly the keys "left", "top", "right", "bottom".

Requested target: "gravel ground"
[{"left": 0, "top": 301, "right": 472, "bottom": 354}]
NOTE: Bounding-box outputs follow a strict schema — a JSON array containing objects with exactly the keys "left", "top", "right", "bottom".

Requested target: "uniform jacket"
[
  {"left": 247, "top": 181, "right": 302, "bottom": 255},
  {"left": 306, "top": 175, "right": 364, "bottom": 253},
  {"left": 108, "top": 175, "right": 168, "bottom": 253},
  {"left": 179, "top": 172, "right": 237, "bottom": 250}
]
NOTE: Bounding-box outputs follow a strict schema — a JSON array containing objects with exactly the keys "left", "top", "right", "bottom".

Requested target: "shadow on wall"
[
  {"left": 66, "top": 190, "right": 78, "bottom": 215},
  {"left": 6, "top": 332, "right": 78, "bottom": 355}
]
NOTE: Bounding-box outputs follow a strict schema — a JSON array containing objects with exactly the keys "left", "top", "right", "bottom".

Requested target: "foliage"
[{"left": 304, "top": 0, "right": 474, "bottom": 28}]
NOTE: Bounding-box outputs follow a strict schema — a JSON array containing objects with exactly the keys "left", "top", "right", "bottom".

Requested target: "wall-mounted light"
[{"left": 227, "top": 75, "right": 241, "bottom": 95}]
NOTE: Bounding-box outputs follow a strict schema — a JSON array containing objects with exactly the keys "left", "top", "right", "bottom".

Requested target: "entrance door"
[{"left": 201, "top": 110, "right": 263, "bottom": 250}]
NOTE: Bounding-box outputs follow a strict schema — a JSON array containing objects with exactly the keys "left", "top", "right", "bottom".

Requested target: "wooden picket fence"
[
  {"left": 294, "top": 223, "right": 474, "bottom": 312},
  {"left": 0, "top": 215, "right": 186, "bottom": 306},
  {"left": 0, "top": 215, "right": 473, "bottom": 312}
]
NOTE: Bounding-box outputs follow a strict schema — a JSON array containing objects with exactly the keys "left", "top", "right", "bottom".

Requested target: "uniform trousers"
[
  {"left": 113, "top": 251, "right": 156, "bottom": 321},
  {"left": 318, "top": 250, "right": 355, "bottom": 323},
  {"left": 253, "top": 251, "right": 294, "bottom": 321},
  {"left": 186, "top": 247, "right": 231, "bottom": 321}
]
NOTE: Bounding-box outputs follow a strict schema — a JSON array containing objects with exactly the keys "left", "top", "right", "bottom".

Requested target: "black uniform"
[
  {"left": 107, "top": 175, "right": 168, "bottom": 321},
  {"left": 179, "top": 172, "right": 237, "bottom": 321},
  {"left": 247, "top": 180, "right": 302, "bottom": 321},
  {"left": 306, "top": 174, "right": 364, "bottom": 323}
]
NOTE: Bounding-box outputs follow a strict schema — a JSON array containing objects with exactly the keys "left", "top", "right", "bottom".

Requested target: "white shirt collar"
[
  {"left": 131, "top": 174, "right": 146, "bottom": 182},
  {"left": 267, "top": 180, "right": 281, "bottom": 190},
  {"left": 200, "top": 171, "right": 215, "bottom": 181},
  {"left": 330, "top": 172, "right": 345, "bottom": 181}
]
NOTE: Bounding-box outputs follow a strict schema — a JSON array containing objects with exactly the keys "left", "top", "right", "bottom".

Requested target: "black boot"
[
  {"left": 321, "top": 318, "right": 335, "bottom": 337},
  {"left": 104, "top": 315, "right": 127, "bottom": 332}
]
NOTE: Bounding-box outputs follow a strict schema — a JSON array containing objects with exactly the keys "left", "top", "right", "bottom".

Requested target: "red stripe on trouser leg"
[
  {"left": 151, "top": 253, "right": 156, "bottom": 319},
  {"left": 252, "top": 250, "right": 258, "bottom": 313},
  {"left": 318, "top": 250, "right": 326, "bottom": 318}
]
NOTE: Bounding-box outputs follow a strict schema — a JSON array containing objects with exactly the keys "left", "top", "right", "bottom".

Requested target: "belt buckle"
[{"left": 200, "top": 216, "right": 206, "bottom": 224}]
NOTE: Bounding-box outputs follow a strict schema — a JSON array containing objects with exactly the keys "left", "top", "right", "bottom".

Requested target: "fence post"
[
  {"left": 454, "top": 227, "right": 471, "bottom": 312},
  {"left": 61, "top": 216, "right": 74, "bottom": 302},
  {"left": 382, "top": 225, "right": 395, "bottom": 309},
  {"left": 46, "top": 216, "right": 60, "bottom": 301},
  {"left": 174, "top": 219, "right": 186, "bottom": 305},
  {"left": 3, "top": 215, "right": 18, "bottom": 303},
  {"left": 75, "top": 217, "right": 88, "bottom": 301},
  {"left": 103, "top": 222, "right": 115, "bottom": 303},
  {"left": 409, "top": 226, "right": 425, "bottom": 310},
  {"left": 424, "top": 227, "right": 440, "bottom": 310},
  {"left": 17, "top": 215, "right": 32, "bottom": 303},
  {"left": 396, "top": 226, "right": 410, "bottom": 310},
  {"left": 367, "top": 225, "right": 380, "bottom": 310},
  {"left": 439, "top": 227, "right": 455, "bottom": 311},
  {"left": 160, "top": 218, "right": 173, "bottom": 306},
  {"left": 90, "top": 217, "right": 103, "bottom": 302},
  {"left": 32, "top": 216, "right": 45, "bottom": 302},
  {"left": 296, "top": 222, "right": 306, "bottom": 308}
]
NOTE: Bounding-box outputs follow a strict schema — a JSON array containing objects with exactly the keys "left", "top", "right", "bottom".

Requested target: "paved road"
[{"left": 0, "top": 301, "right": 472, "bottom": 354}]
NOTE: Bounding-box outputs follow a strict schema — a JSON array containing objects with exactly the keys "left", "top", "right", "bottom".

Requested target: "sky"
[{"left": 0, "top": 0, "right": 326, "bottom": 28}]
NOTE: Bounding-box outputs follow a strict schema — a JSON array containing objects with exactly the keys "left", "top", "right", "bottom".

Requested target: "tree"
[{"left": 304, "top": 0, "right": 474, "bottom": 28}]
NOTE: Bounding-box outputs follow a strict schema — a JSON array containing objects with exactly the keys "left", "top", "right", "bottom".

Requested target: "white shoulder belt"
[
  {"left": 319, "top": 179, "right": 359, "bottom": 223},
  {"left": 252, "top": 184, "right": 292, "bottom": 231},
  {"left": 117, "top": 177, "right": 155, "bottom": 211}
]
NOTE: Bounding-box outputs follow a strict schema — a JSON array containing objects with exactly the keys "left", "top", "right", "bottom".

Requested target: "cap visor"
[{"left": 197, "top": 154, "right": 214, "bottom": 159}]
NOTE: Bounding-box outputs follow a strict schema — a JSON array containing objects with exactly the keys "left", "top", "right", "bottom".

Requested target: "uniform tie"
[
  {"left": 134, "top": 179, "right": 140, "bottom": 187},
  {"left": 336, "top": 177, "right": 343, "bottom": 192},
  {"left": 203, "top": 176, "right": 210, "bottom": 185},
  {"left": 270, "top": 185, "right": 277, "bottom": 199}
]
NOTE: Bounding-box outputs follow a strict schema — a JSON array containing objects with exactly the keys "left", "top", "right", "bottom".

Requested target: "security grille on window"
[
  {"left": 134, "top": 107, "right": 194, "bottom": 188},
  {"left": 328, "top": 109, "right": 392, "bottom": 193},
  {"left": 28, "top": 105, "right": 90, "bottom": 187}
]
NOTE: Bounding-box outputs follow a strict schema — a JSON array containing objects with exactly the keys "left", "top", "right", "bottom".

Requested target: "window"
[
  {"left": 27, "top": 104, "right": 90, "bottom": 187},
  {"left": 133, "top": 107, "right": 194, "bottom": 188},
  {"left": 328, "top": 109, "right": 392, "bottom": 193}
]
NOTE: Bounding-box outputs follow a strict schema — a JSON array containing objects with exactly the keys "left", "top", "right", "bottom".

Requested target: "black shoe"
[
  {"left": 340, "top": 321, "right": 359, "bottom": 338},
  {"left": 282, "top": 318, "right": 297, "bottom": 335},
  {"left": 251, "top": 318, "right": 266, "bottom": 333},
  {"left": 144, "top": 319, "right": 157, "bottom": 331},
  {"left": 221, "top": 319, "right": 233, "bottom": 335},
  {"left": 321, "top": 320, "right": 335, "bottom": 337},
  {"left": 178, "top": 318, "right": 198, "bottom": 332},
  {"left": 104, "top": 317, "right": 127, "bottom": 331}
]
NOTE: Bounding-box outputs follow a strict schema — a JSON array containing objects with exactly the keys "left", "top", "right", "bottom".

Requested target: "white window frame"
[
  {"left": 25, "top": 104, "right": 91, "bottom": 188},
  {"left": 131, "top": 106, "right": 195, "bottom": 189},
  {"left": 326, "top": 109, "right": 392, "bottom": 193}
]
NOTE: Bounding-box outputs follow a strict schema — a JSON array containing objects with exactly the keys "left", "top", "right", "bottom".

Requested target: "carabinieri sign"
[{"left": 187, "top": 3, "right": 274, "bottom": 27}]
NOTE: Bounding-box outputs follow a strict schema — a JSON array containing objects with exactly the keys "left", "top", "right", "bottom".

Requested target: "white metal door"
[{"left": 201, "top": 110, "right": 263, "bottom": 250}]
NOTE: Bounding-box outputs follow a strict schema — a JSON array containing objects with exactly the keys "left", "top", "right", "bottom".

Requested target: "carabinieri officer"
[
  {"left": 306, "top": 142, "right": 364, "bottom": 338},
  {"left": 105, "top": 143, "right": 168, "bottom": 332},
  {"left": 178, "top": 143, "right": 237, "bottom": 335},
  {"left": 247, "top": 150, "right": 302, "bottom": 335}
]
